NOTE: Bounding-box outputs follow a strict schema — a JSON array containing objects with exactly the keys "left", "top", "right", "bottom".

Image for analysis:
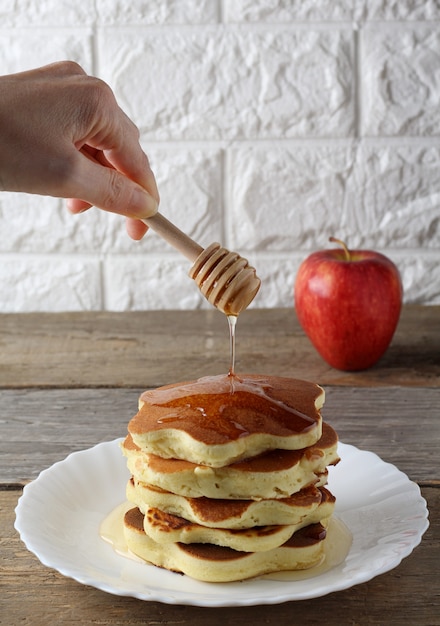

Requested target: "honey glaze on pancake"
[{"left": 129, "top": 374, "right": 323, "bottom": 445}]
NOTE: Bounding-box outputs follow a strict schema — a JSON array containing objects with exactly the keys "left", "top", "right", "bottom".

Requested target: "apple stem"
[{"left": 329, "top": 237, "right": 351, "bottom": 261}]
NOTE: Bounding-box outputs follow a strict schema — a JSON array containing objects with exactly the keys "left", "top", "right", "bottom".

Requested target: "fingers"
[
  {"left": 126, "top": 217, "right": 149, "bottom": 240},
  {"left": 44, "top": 60, "right": 87, "bottom": 77},
  {"left": 66, "top": 151, "right": 158, "bottom": 220},
  {"left": 66, "top": 145, "right": 159, "bottom": 238},
  {"left": 66, "top": 198, "right": 91, "bottom": 213},
  {"left": 11, "top": 61, "right": 87, "bottom": 83},
  {"left": 67, "top": 199, "right": 151, "bottom": 241},
  {"left": 107, "top": 144, "right": 160, "bottom": 204},
  {"left": 70, "top": 82, "right": 160, "bottom": 218},
  {"left": 104, "top": 109, "right": 160, "bottom": 203},
  {"left": 79, "top": 100, "right": 160, "bottom": 205}
]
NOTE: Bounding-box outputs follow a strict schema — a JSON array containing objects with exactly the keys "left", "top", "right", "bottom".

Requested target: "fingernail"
[{"left": 131, "top": 187, "right": 159, "bottom": 219}]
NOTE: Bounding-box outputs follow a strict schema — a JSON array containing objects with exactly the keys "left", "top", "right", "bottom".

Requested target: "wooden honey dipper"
[
  {"left": 78, "top": 149, "right": 260, "bottom": 314},
  {"left": 142, "top": 213, "right": 261, "bottom": 316}
]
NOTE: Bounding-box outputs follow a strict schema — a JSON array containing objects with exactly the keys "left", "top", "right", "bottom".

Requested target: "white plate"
[{"left": 15, "top": 439, "right": 429, "bottom": 607}]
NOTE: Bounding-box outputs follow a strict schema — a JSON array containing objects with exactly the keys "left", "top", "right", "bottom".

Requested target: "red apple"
[{"left": 294, "top": 238, "right": 403, "bottom": 371}]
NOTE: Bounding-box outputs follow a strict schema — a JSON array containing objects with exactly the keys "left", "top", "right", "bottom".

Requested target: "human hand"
[{"left": 0, "top": 61, "right": 159, "bottom": 239}]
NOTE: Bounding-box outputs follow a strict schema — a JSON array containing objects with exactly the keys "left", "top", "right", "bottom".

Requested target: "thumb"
[{"left": 66, "top": 152, "right": 158, "bottom": 219}]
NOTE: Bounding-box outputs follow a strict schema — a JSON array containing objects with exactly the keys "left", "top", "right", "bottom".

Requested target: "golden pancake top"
[{"left": 128, "top": 374, "right": 324, "bottom": 453}]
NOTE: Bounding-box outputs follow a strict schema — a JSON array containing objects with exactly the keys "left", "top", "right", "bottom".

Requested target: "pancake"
[
  {"left": 128, "top": 374, "right": 324, "bottom": 467},
  {"left": 126, "top": 480, "right": 325, "bottom": 529},
  {"left": 144, "top": 507, "right": 301, "bottom": 552},
  {"left": 140, "top": 487, "right": 335, "bottom": 551},
  {"left": 121, "top": 422, "right": 338, "bottom": 500},
  {"left": 123, "top": 507, "right": 328, "bottom": 582},
  {"left": 118, "top": 373, "right": 339, "bottom": 582}
]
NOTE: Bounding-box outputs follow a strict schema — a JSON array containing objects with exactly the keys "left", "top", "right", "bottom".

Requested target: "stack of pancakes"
[{"left": 121, "top": 374, "right": 339, "bottom": 582}]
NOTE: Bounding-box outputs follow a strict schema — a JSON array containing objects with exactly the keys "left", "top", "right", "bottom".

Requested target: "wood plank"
[
  {"left": 1, "top": 386, "right": 439, "bottom": 485},
  {"left": 2, "top": 487, "right": 438, "bottom": 625},
  {"left": 2, "top": 306, "right": 438, "bottom": 624},
  {"left": 0, "top": 306, "right": 439, "bottom": 389}
]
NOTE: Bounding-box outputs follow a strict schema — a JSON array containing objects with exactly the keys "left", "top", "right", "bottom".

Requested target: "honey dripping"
[
  {"left": 140, "top": 306, "right": 319, "bottom": 440},
  {"left": 227, "top": 315, "right": 237, "bottom": 378}
]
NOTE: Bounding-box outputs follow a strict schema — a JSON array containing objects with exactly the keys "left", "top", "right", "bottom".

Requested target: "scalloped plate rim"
[{"left": 14, "top": 439, "right": 429, "bottom": 607}]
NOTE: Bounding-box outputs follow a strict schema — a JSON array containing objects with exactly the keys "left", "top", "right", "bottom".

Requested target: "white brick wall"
[{"left": 0, "top": 0, "right": 439, "bottom": 312}]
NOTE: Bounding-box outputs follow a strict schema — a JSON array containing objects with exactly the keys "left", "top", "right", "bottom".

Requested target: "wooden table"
[{"left": 1, "top": 306, "right": 439, "bottom": 625}]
